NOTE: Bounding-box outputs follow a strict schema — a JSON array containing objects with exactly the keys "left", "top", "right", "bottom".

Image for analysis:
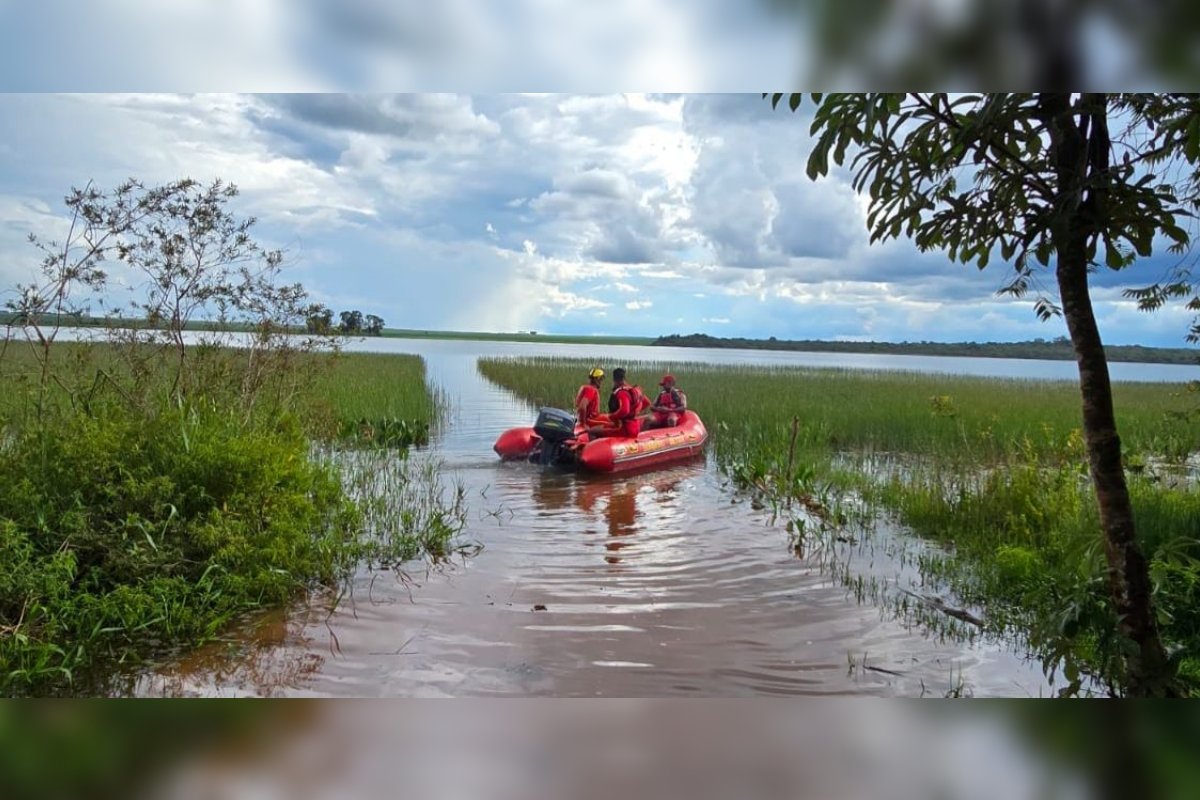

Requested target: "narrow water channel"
[{"left": 135, "top": 341, "right": 1114, "bottom": 696}]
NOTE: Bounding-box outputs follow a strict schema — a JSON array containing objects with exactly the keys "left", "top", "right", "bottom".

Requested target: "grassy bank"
[
  {"left": 478, "top": 355, "right": 1200, "bottom": 695},
  {"left": 0, "top": 340, "right": 456, "bottom": 695},
  {"left": 0, "top": 343, "right": 440, "bottom": 448}
]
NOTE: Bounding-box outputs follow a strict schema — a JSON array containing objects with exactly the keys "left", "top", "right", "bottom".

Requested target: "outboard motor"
[{"left": 531, "top": 407, "right": 577, "bottom": 466}]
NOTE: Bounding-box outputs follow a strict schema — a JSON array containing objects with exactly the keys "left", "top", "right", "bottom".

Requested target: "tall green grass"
[
  {"left": 0, "top": 339, "right": 456, "bottom": 695},
  {"left": 479, "top": 355, "right": 1200, "bottom": 695},
  {"left": 305, "top": 351, "right": 439, "bottom": 424},
  {"left": 477, "top": 355, "right": 1199, "bottom": 465},
  {"left": 0, "top": 343, "right": 439, "bottom": 446},
  {"left": 300, "top": 351, "right": 441, "bottom": 448}
]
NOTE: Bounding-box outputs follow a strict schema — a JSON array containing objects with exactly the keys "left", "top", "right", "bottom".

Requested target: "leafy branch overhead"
[
  {"left": 769, "top": 93, "right": 1200, "bottom": 338},
  {"left": 770, "top": 93, "right": 1200, "bottom": 696}
]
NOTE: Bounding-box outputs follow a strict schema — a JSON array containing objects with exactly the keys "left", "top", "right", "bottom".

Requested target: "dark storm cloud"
[
  {"left": 769, "top": 180, "right": 864, "bottom": 260},
  {"left": 531, "top": 179, "right": 666, "bottom": 264},
  {"left": 260, "top": 94, "right": 498, "bottom": 142},
  {"left": 2, "top": 92, "right": 1193, "bottom": 346},
  {"left": 681, "top": 94, "right": 801, "bottom": 129},
  {"left": 587, "top": 226, "right": 661, "bottom": 264}
]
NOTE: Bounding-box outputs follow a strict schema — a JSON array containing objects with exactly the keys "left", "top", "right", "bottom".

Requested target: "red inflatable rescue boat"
[{"left": 494, "top": 408, "right": 707, "bottom": 474}]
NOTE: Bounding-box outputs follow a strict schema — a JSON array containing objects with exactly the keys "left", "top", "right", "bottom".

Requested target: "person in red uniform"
[
  {"left": 645, "top": 373, "right": 687, "bottom": 429},
  {"left": 598, "top": 367, "right": 650, "bottom": 438},
  {"left": 575, "top": 367, "right": 612, "bottom": 434}
]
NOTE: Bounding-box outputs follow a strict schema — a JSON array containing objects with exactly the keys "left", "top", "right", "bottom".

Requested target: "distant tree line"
[
  {"left": 2, "top": 305, "right": 388, "bottom": 338},
  {"left": 305, "top": 305, "right": 385, "bottom": 336},
  {"left": 653, "top": 333, "right": 1199, "bottom": 366}
]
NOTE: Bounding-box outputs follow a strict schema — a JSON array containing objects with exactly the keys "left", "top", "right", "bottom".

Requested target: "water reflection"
[
  {"left": 136, "top": 605, "right": 328, "bottom": 697},
  {"left": 131, "top": 349, "right": 1059, "bottom": 697},
  {"left": 571, "top": 473, "right": 687, "bottom": 565},
  {"left": 10, "top": 701, "right": 1195, "bottom": 800}
]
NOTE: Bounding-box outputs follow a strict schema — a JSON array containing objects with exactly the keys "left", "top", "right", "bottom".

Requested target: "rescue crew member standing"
[
  {"left": 646, "top": 373, "right": 686, "bottom": 429},
  {"left": 604, "top": 367, "right": 650, "bottom": 438},
  {"left": 575, "top": 367, "right": 612, "bottom": 433}
]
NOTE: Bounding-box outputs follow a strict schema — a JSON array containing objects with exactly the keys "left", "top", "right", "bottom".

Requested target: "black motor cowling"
[
  {"left": 533, "top": 407, "right": 576, "bottom": 443},
  {"left": 530, "top": 439, "right": 572, "bottom": 466}
]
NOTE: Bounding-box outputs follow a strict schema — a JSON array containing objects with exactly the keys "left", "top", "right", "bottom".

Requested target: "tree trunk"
[{"left": 1045, "top": 93, "right": 1176, "bottom": 696}]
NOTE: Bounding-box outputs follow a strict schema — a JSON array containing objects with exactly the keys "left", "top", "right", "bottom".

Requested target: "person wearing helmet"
[
  {"left": 645, "top": 373, "right": 686, "bottom": 429},
  {"left": 575, "top": 366, "right": 612, "bottom": 434}
]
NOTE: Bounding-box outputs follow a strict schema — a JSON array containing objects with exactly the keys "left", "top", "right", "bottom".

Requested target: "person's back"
[
  {"left": 575, "top": 384, "right": 599, "bottom": 421},
  {"left": 575, "top": 367, "right": 611, "bottom": 433},
  {"left": 604, "top": 367, "right": 646, "bottom": 438}
]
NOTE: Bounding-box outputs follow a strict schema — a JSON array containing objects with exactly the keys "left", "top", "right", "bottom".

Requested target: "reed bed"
[
  {"left": 0, "top": 338, "right": 460, "bottom": 695},
  {"left": 305, "top": 352, "right": 440, "bottom": 427},
  {"left": 479, "top": 354, "right": 1200, "bottom": 695},
  {"left": 0, "top": 342, "right": 439, "bottom": 443},
  {"left": 476, "top": 355, "right": 1199, "bottom": 462},
  {"left": 327, "top": 448, "right": 470, "bottom": 568}
]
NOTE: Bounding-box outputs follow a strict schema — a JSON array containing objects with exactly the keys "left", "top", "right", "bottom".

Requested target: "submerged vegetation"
[
  {"left": 0, "top": 178, "right": 460, "bottom": 696},
  {"left": 478, "top": 355, "right": 1200, "bottom": 696}
]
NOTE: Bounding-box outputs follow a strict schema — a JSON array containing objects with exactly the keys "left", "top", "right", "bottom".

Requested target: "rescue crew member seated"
[
  {"left": 595, "top": 367, "right": 650, "bottom": 439},
  {"left": 645, "top": 373, "right": 687, "bottom": 429},
  {"left": 575, "top": 367, "right": 612, "bottom": 435}
]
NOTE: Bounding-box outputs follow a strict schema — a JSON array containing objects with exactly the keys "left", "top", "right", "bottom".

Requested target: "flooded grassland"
[{"left": 138, "top": 343, "right": 1200, "bottom": 697}]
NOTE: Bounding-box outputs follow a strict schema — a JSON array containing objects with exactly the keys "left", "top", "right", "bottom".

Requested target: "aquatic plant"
[
  {"left": 479, "top": 355, "right": 1200, "bottom": 696},
  {"left": 0, "top": 403, "right": 359, "bottom": 694},
  {"left": 0, "top": 342, "right": 455, "bottom": 695},
  {"left": 0, "top": 177, "right": 461, "bottom": 695}
]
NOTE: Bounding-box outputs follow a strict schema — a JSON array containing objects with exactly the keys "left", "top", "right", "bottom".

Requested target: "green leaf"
[
  {"left": 1185, "top": 115, "right": 1200, "bottom": 163},
  {"left": 1035, "top": 240, "right": 1053, "bottom": 266},
  {"left": 806, "top": 137, "right": 832, "bottom": 180},
  {"left": 1163, "top": 222, "right": 1189, "bottom": 246},
  {"left": 1105, "top": 241, "right": 1124, "bottom": 269}
]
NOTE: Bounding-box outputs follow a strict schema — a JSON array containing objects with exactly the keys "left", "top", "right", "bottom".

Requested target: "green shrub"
[
  {"left": 0, "top": 177, "right": 452, "bottom": 696},
  {"left": 0, "top": 403, "right": 359, "bottom": 695},
  {"left": 995, "top": 545, "right": 1040, "bottom": 584}
]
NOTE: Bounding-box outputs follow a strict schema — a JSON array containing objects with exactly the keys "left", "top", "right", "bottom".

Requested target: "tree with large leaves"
[{"left": 772, "top": 92, "right": 1200, "bottom": 696}]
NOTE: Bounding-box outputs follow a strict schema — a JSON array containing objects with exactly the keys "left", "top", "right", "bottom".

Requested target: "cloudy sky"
[{"left": 0, "top": 93, "right": 1195, "bottom": 346}]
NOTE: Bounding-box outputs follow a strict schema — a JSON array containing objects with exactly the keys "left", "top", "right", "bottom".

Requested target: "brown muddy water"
[{"left": 135, "top": 341, "right": 1072, "bottom": 697}]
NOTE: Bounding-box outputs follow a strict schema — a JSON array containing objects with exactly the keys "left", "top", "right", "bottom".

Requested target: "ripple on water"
[{"left": 136, "top": 348, "right": 1058, "bottom": 697}]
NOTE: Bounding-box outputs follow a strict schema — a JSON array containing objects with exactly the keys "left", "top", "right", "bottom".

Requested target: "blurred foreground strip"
[
  {"left": 4, "top": 0, "right": 1195, "bottom": 90},
  {"left": 5, "top": 701, "right": 1197, "bottom": 800}
]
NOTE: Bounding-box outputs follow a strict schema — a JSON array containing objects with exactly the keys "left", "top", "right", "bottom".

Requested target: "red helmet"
[{"left": 659, "top": 374, "right": 675, "bottom": 386}]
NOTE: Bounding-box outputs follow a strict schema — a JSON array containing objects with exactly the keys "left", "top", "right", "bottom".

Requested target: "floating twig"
[{"left": 900, "top": 589, "right": 986, "bottom": 628}]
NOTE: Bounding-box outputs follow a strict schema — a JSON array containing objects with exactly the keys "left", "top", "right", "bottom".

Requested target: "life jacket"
[
  {"left": 576, "top": 383, "right": 601, "bottom": 419},
  {"left": 608, "top": 384, "right": 646, "bottom": 420},
  {"left": 656, "top": 388, "right": 683, "bottom": 410}
]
